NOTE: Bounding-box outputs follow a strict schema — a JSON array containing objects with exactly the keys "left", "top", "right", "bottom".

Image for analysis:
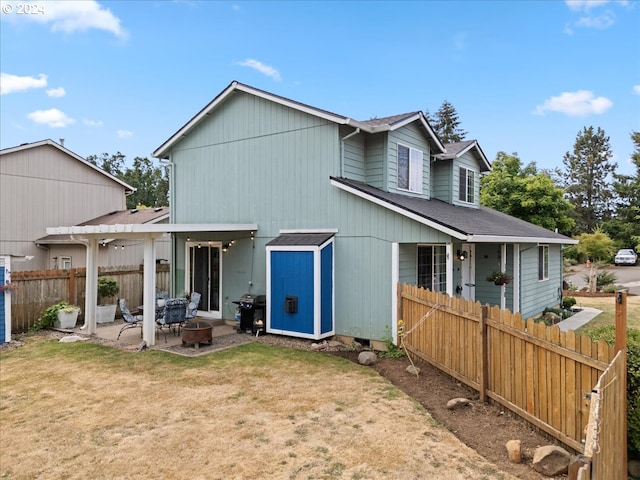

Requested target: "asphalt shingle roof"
[
  {"left": 331, "top": 177, "right": 573, "bottom": 242},
  {"left": 267, "top": 233, "right": 334, "bottom": 247}
]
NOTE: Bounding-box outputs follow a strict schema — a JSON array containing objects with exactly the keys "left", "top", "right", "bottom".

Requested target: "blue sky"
[{"left": 1, "top": 0, "right": 639, "bottom": 175}]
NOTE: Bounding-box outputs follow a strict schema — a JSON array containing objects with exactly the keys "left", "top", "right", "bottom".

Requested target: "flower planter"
[
  {"left": 56, "top": 309, "right": 80, "bottom": 329},
  {"left": 96, "top": 304, "right": 117, "bottom": 324},
  {"left": 494, "top": 280, "right": 509, "bottom": 286}
]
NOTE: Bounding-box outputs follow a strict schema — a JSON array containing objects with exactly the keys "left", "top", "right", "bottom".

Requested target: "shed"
[{"left": 266, "top": 233, "right": 335, "bottom": 340}]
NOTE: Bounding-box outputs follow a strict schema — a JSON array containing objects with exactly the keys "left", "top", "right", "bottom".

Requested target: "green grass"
[{"left": 574, "top": 295, "right": 640, "bottom": 335}]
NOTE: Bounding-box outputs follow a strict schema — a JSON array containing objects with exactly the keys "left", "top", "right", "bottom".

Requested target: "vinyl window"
[
  {"left": 398, "top": 144, "right": 423, "bottom": 193},
  {"left": 538, "top": 245, "right": 549, "bottom": 281},
  {"left": 458, "top": 167, "right": 475, "bottom": 203},
  {"left": 417, "top": 245, "right": 446, "bottom": 292}
]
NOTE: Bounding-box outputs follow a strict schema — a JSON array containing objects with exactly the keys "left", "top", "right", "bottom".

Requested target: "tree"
[
  {"left": 576, "top": 228, "right": 616, "bottom": 263},
  {"left": 602, "top": 131, "right": 640, "bottom": 250},
  {"left": 87, "top": 152, "right": 169, "bottom": 209},
  {"left": 425, "top": 100, "right": 467, "bottom": 143},
  {"left": 480, "top": 152, "right": 575, "bottom": 235},
  {"left": 562, "top": 126, "right": 616, "bottom": 233}
]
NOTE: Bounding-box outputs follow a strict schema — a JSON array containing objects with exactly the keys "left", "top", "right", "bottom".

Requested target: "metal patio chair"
[
  {"left": 117, "top": 298, "right": 144, "bottom": 340},
  {"left": 185, "top": 292, "right": 202, "bottom": 321},
  {"left": 156, "top": 297, "right": 188, "bottom": 343}
]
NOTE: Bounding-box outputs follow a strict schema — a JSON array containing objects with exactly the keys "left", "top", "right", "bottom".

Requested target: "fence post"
[
  {"left": 479, "top": 304, "right": 489, "bottom": 402},
  {"left": 68, "top": 268, "right": 76, "bottom": 305},
  {"left": 615, "top": 290, "right": 628, "bottom": 475}
]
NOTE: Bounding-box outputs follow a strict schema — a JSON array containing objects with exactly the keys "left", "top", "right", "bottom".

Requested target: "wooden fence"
[
  {"left": 8, "top": 265, "right": 170, "bottom": 333},
  {"left": 398, "top": 283, "right": 616, "bottom": 453}
]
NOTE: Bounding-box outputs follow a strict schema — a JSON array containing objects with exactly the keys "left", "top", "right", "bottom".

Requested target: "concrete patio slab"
[{"left": 556, "top": 307, "right": 602, "bottom": 332}]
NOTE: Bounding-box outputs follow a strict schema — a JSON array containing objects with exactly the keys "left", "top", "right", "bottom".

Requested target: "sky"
[{"left": 1, "top": 0, "right": 639, "bottom": 175}]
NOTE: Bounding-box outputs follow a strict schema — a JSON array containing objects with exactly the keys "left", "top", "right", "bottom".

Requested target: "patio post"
[{"left": 142, "top": 235, "right": 157, "bottom": 345}]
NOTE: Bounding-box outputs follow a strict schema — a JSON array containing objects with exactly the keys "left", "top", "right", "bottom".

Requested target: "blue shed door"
[
  {"left": 270, "top": 251, "right": 314, "bottom": 334},
  {"left": 0, "top": 265, "right": 6, "bottom": 343}
]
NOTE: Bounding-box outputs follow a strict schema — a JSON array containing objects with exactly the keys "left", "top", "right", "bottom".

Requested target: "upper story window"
[
  {"left": 458, "top": 167, "right": 475, "bottom": 203},
  {"left": 538, "top": 245, "right": 549, "bottom": 281},
  {"left": 397, "top": 144, "right": 423, "bottom": 193}
]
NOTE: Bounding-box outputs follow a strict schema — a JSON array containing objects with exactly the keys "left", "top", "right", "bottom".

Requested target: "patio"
[{"left": 66, "top": 316, "right": 259, "bottom": 356}]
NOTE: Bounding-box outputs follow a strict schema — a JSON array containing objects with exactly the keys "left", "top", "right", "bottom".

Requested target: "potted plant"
[
  {"left": 96, "top": 276, "right": 119, "bottom": 324},
  {"left": 32, "top": 301, "right": 80, "bottom": 331},
  {"left": 486, "top": 271, "right": 512, "bottom": 286}
]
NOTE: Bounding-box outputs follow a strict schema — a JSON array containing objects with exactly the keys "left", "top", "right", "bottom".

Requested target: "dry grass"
[
  {"left": 0, "top": 335, "right": 516, "bottom": 480},
  {"left": 573, "top": 294, "right": 640, "bottom": 332}
]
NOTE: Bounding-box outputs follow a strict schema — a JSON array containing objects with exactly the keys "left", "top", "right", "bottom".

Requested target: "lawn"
[
  {"left": 573, "top": 294, "right": 640, "bottom": 334},
  {"left": 0, "top": 335, "right": 516, "bottom": 480}
]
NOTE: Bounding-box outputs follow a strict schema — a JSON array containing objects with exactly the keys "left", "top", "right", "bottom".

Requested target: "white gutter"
[{"left": 467, "top": 234, "right": 577, "bottom": 245}]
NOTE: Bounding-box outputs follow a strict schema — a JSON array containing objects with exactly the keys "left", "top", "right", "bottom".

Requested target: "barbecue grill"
[{"left": 234, "top": 293, "right": 266, "bottom": 334}]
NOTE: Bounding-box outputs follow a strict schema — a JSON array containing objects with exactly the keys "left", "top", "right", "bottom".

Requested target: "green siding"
[
  {"left": 431, "top": 160, "right": 452, "bottom": 202},
  {"left": 520, "top": 244, "right": 563, "bottom": 319},
  {"left": 386, "top": 123, "right": 431, "bottom": 198}
]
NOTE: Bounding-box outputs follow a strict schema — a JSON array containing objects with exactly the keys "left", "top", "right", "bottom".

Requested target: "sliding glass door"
[{"left": 187, "top": 243, "right": 221, "bottom": 318}]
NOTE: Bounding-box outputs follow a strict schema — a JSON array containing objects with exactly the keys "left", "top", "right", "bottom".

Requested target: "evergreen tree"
[
  {"left": 425, "top": 100, "right": 468, "bottom": 143},
  {"left": 602, "top": 131, "right": 640, "bottom": 250},
  {"left": 480, "top": 152, "right": 575, "bottom": 235},
  {"left": 562, "top": 126, "right": 616, "bottom": 233}
]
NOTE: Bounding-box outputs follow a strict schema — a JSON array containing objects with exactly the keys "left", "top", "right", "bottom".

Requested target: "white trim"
[
  {"left": 467, "top": 234, "right": 577, "bottom": 245},
  {"left": 1, "top": 256, "right": 11, "bottom": 343},
  {"left": 500, "top": 244, "right": 506, "bottom": 310},
  {"left": 47, "top": 223, "right": 258, "bottom": 237},
  {"left": 391, "top": 243, "right": 399, "bottom": 345},
  {"left": 278, "top": 228, "right": 339, "bottom": 234},
  {"left": 331, "top": 179, "right": 467, "bottom": 240},
  {"left": 185, "top": 242, "right": 223, "bottom": 320},
  {"left": 514, "top": 244, "right": 520, "bottom": 313},
  {"left": 446, "top": 243, "right": 454, "bottom": 296}
]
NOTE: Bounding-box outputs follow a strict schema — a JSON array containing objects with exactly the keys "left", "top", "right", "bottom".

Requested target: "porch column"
[
  {"left": 500, "top": 243, "right": 507, "bottom": 310},
  {"left": 142, "top": 235, "right": 157, "bottom": 346},
  {"left": 85, "top": 237, "right": 99, "bottom": 335}
]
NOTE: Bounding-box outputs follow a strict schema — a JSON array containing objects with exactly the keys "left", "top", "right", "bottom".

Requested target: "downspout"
[{"left": 340, "top": 128, "right": 360, "bottom": 177}]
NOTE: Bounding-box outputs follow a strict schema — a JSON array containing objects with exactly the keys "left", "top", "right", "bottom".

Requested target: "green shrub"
[
  {"left": 583, "top": 270, "right": 617, "bottom": 287},
  {"left": 380, "top": 325, "right": 405, "bottom": 358},
  {"left": 585, "top": 325, "right": 640, "bottom": 457},
  {"left": 562, "top": 297, "right": 577, "bottom": 309},
  {"left": 97, "top": 276, "right": 119, "bottom": 302}
]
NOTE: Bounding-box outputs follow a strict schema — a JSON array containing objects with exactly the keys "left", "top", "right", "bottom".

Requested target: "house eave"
[
  {"left": 46, "top": 223, "right": 258, "bottom": 239},
  {"left": 467, "top": 234, "right": 578, "bottom": 245}
]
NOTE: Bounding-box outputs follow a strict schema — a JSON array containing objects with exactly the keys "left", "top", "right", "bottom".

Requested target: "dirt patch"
[{"left": 326, "top": 350, "right": 567, "bottom": 480}]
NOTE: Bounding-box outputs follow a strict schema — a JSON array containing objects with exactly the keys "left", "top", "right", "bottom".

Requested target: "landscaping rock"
[
  {"left": 505, "top": 439, "right": 521, "bottom": 463},
  {"left": 532, "top": 445, "right": 571, "bottom": 476},
  {"left": 357, "top": 351, "right": 378, "bottom": 365},
  {"left": 59, "top": 335, "right": 88, "bottom": 343},
  {"left": 629, "top": 459, "right": 640, "bottom": 478},
  {"left": 446, "top": 398, "right": 471, "bottom": 410},
  {"left": 328, "top": 340, "right": 344, "bottom": 348},
  {"left": 136, "top": 340, "right": 148, "bottom": 351},
  {"left": 406, "top": 365, "right": 420, "bottom": 376}
]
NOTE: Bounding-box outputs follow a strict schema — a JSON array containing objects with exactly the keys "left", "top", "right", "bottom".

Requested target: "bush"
[
  {"left": 97, "top": 276, "right": 119, "bottom": 302},
  {"left": 31, "top": 301, "right": 69, "bottom": 331},
  {"left": 583, "top": 270, "right": 617, "bottom": 288},
  {"left": 562, "top": 297, "right": 577, "bottom": 309},
  {"left": 585, "top": 325, "right": 640, "bottom": 457}
]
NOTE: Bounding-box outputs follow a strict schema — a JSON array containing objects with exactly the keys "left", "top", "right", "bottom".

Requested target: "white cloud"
[
  {"left": 563, "top": 0, "right": 629, "bottom": 32},
  {"left": 0, "top": 72, "right": 47, "bottom": 95},
  {"left": 2, "top": 0, "right": 127, "bottom": 38},
  {"left": 236, "top": 59, "right": 282, "bottom": 81},
  {"left": 27, "top": 108, "right": 75, "bottom": 127},
  {"left": 574, "top": 13, "right": 615, "bottom": 29},
  {"left": 565, "top": 0, "right": 612, "bottom": 12},
  {"left": 533, "top": 90, "right": 613, "bottom": 116},
  {"left": 633, "top": 85, "right": 640, "bottom": 95},
  {"left": 117, "top": 129, "right": 133, "bottom": 138},
  {"left": 83, "top": 118, "right": 103, "bottom": 127},
  {"left": 46, "top": 87, "right": 66, "bottom": 98}
]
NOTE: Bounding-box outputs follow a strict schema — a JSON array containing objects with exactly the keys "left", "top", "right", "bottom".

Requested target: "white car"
[{"left": 614, "top": 249, "right": 638, "bottom": 266}]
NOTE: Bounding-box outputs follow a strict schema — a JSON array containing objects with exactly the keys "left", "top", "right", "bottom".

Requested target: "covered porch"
[{"left": 46, "top": 223, "right": 257, "bottom": 346}]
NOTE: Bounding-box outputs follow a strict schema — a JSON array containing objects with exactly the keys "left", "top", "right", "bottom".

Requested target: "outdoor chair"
[
  {"left": 185, "top": 292, "right": 202, "bottom": 321},
  {"left": 117, "top": 298, "right": 144, "bottom": 340},
  {"left": 156, "top": 297, "right": 188, "bottom": 342}
]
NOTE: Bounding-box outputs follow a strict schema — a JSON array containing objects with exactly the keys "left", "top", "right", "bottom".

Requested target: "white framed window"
[
  {"left": 60, "top": 256, "right": 72, "bottom": 270},
  {"left": 458, "top": 167, "right": 475, "bottom": 203},
  {"left": 397, "top": 144, "right": 423, "bottom": 193},
  {"left": 538, "top": 245, "right": 549, "bottom": 281},
  {"left": 417, "top": 245, "right": 446, "bottom": 292}
]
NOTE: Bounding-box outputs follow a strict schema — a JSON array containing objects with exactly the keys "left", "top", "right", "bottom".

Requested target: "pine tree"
[
  {"left": 562, "top": 126, "right": 616, "bottom": 233},
  {"left": 425, "top": 100, "right": 468, "bottom": 143}
]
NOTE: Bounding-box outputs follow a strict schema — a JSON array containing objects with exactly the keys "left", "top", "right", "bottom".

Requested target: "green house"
[{"left": 152, "top": 81, "right": 576, "bottom": 344}]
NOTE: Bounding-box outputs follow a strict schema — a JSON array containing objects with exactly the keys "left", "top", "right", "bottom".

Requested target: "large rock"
[
  {"left": 357, "top": 351, "right": 378, "bottom": 365},
  {"left": 505, "top": 439, "right": 521, "bottom": 463},
  {"left": 532, "top": 445, "right": 571, "bottom": 476},
  {"left": 406, "top": 365, "right": 420, "bottom": 376},
  {"left": 629, "top": 459, "right": 640, "bottom": 478},
  {"left": 446, "top": 398, "right": 471, "bottom": 410}
]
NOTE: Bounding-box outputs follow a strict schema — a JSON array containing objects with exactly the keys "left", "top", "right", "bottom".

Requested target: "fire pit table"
[{"left": 181, "top": 321, "right": 213, "bottom": 349}]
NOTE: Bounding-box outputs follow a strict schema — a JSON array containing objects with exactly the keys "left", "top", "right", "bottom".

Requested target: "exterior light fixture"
[{"left": 456, "top": 250, "right": 467, "bottom": 261}]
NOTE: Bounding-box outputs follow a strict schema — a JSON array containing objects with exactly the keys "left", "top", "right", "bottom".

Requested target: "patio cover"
[{"left": 46, "top": 223, "right": 257, "bottom": 346}]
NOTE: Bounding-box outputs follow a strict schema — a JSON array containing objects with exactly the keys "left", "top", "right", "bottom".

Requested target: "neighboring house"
[
  {"left": 0, "top": 139, "right": 169, "bottom": 271},
  {"left": 140, "top": 80, "right": 574, "bottom": 345}
]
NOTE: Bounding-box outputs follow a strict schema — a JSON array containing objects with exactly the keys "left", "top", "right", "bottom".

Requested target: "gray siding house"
[
  {"left": 0, "top": 139, "right": 169, "bottom": 271},
  {"left": 153, "top": 81, "right": 575, "bottom": 344}
]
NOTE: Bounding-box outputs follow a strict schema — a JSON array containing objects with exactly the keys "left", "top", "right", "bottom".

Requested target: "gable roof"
[
  {"left": 36, "top": 207, "right": 170, "bottom": 245},
  {"left": 0, "top": 139, "right": 135, "bottom": 193},
  {"left": 331, "top": 177, "right": 576, "bottom": 244},
  {"left": 436, "top": 140, "right": 491, "bottom": 172},
  {"left": 153, "top": 81, "right": 445, "bottom": 159}
]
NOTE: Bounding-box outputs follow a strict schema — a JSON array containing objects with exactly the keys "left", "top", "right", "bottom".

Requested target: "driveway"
[{"left": 564, "top": 264, "right": 640, "bottom": 295}]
